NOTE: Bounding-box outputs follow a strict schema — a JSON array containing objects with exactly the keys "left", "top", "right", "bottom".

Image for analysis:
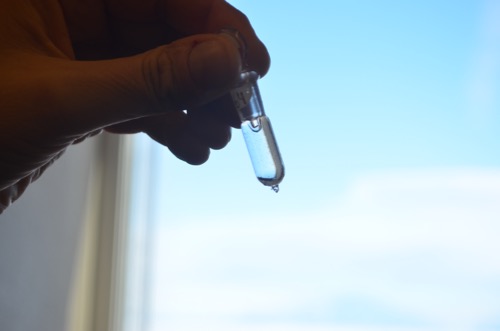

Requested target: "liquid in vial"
[{"left": 231, "top": 71, "right": 285, "bottom": 189}]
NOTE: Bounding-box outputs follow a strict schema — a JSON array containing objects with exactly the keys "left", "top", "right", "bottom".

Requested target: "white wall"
[{"left": 0, "top": 138, "right": 100, "bottom": 331}]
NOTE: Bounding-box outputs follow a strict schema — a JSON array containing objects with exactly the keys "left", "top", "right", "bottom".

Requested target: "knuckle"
[{"left": 141, "top": 44, "right": 195, "bottom": 113}]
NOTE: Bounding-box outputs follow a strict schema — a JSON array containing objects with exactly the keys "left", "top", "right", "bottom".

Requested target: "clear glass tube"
[{"left": 230, "top": 71, "right": 285, "bottom": 191}]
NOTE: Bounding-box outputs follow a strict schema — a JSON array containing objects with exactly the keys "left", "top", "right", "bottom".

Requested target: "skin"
[{"left": 0, "top": 0, "right": 270, "bottom": 213}]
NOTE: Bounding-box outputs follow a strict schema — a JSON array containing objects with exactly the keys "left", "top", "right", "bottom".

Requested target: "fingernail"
[
  {"left": 219, "top": 28, "right": 248, "bottom": 64},
  {"left": 189, "top": 38, "right": 241, "bottom": 91}
]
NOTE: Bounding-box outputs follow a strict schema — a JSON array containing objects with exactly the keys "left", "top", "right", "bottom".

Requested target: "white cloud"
[{"left": 140, "top": 168, "right": 500, "bottom": 331}]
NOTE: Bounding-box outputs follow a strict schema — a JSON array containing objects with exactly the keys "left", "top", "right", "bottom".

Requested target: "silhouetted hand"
[{"left": 0, "top": 0, "right": 270, "bottom": 213}]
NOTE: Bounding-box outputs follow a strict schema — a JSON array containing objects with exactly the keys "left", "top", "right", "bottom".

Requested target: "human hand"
[{"left": 0, "top": 0, "right": 270, "bottom": 213}]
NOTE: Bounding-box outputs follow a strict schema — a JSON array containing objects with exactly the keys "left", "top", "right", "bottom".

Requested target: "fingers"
[
  {"left": 103, "top": 0, "right": 270, "bottom": 76},
  {"left": 105, "top": 92, "right": 238, "bottom": 165},
  {"left": 186, "top": 109, "right": 232, "bottom": 150},
  {"left": 29, "top": 33, "right": 242, "bottom": 135},
  {"left": 196, "top": 94, "right": 241, "bottom": 129},
  {"left": 105, "top": 109, "right": 232, "bottom": 165},
  {"left": 162, "top": 0, "right": 271, "bottom": 76}
]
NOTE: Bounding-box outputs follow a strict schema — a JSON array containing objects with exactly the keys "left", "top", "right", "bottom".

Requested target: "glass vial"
[{"left": 230, "top": 71, "right": 285, "bottom": 189}]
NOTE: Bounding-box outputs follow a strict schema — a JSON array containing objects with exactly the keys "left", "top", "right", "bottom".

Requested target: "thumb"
[{"left": 37, "top": 34, "right": 242, "bottom": 135}]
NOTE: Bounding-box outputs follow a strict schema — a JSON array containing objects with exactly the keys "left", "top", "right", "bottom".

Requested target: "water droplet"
[{"left": 271, "top": 185, "right": 279, "bottom": 193}]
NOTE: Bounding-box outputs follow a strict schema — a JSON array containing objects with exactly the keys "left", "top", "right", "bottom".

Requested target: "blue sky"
[
  {"left": 124, "top": 1, "right": 500, "bottom": 331},
  {"left": 147, "top": 0, "right": 500, "bottom": 216}
]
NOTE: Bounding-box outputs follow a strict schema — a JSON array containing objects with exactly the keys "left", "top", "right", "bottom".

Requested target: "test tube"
[{"left": 230, "top": 70, "right": 285, "bottom": 192}]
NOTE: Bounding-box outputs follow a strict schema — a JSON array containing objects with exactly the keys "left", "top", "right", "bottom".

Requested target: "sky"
[{"left": 122, "top": 1, "right": 500, "bottom": 331}]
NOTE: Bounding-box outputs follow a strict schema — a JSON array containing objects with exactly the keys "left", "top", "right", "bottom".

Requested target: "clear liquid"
[{"left": 241, "top": 116, "right": 285, "bottom": 187}]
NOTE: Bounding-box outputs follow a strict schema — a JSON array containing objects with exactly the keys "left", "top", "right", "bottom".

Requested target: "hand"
[{"left": 0, "top": 0, "right": 270, "bottom": 213}]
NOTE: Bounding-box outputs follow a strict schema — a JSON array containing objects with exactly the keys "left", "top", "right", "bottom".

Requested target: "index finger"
[{"left": 107, "top": 0, "right": 270, "bottom": 76}]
